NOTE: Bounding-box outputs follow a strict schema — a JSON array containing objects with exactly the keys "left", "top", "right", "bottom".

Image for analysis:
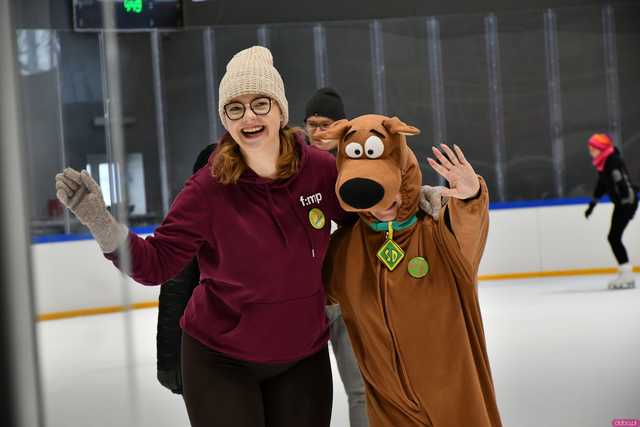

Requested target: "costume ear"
[
  {"left": 382, "top": 117, "right": 420, "bottom": 136},
  {"left": 314, "top": 119, "right": 352, "bottom": 143}
]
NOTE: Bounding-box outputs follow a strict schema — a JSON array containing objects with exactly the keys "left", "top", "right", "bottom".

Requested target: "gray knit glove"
[
  {"left": 419, "top": 185, "right": 449, "bottom": 220},
  {"left": 55, "top": 168, "right": 128, "bottom": 253}
]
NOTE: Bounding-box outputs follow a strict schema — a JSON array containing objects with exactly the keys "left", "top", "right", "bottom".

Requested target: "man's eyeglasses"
[
  {"left": 224, "top": 97, "right": 272, "bottom": 121},
  {"left": 305, "top": 121, "right": 333, "bottom": 131}
]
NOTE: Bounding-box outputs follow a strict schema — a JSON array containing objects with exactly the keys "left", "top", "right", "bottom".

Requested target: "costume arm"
[{"left": 439, "top": 176, "right": 489, "bottom": 277}]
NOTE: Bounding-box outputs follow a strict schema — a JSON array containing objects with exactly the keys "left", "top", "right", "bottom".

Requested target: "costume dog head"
[{"left": 316, "top": 114, "right": 423, "bottom": 223}]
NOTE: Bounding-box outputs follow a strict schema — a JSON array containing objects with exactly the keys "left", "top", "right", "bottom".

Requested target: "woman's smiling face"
[{"left": 223, "top": 94, "right": 283, "bottom": 152}]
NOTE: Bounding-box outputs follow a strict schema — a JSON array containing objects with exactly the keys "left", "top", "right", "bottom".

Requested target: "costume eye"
[
  {"left": 345, "top": 142, "right": 364, "bottom": 159},
  {"left": 364, "top": 136, "right": 384, "bottom": 159}
]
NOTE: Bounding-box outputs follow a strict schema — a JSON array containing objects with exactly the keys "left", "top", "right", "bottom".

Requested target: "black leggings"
[
  {"left": 181, "top": 333, "right": 333, "bottom": 427},
  {"left": 608, "top": 201, "right": 638, "bottom": 264}
]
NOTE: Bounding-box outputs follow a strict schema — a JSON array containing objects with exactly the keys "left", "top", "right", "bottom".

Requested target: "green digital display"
[
  {"left": 73, "top": 0, "right": 182, "bottom": 30},
  {"left": 123, "top": 0, "right": 143, "bottom": 14}
]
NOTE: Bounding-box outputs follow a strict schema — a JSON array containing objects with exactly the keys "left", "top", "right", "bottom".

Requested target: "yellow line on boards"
[
  {"left": 37, "top": 301, "right": 159, "bottom": 322},
  {"left": 478, "top": 266, "right": 639, "bottom": 281},
  {"left": 37, "top": 266, "right": 639, "bottom": 321}
]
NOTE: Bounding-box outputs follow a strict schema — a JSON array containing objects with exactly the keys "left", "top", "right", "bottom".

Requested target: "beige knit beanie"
[{"left": 218, "top": 46, "right": 289, "bottom": 127}]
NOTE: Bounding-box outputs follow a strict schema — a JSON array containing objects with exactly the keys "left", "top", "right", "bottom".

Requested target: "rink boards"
[{"left": 32, "top": 201, "right": 639, "bottom": 319}]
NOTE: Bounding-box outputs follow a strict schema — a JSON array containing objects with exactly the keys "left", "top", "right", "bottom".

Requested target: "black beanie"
[{"left": 304, "top": 87, "right": 346, "bottom": 122}]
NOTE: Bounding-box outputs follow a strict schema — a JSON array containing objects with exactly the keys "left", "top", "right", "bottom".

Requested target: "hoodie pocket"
[{"left": 217, "top": 290, "right": 329, "bottom": 361}]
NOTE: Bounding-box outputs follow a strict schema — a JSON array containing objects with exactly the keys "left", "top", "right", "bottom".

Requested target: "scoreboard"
[{"left": 73, "top": 0, "right": 183, "bottom": 31}]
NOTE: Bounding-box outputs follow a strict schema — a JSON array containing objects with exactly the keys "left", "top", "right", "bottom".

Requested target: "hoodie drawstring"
[{"left": 264, "top": 184, "right": 289, "bottom": 247}]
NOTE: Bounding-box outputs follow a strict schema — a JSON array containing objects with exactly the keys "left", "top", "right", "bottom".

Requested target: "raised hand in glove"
[{"left": 55, "top": 168, "right": 128, "bottom": 252}]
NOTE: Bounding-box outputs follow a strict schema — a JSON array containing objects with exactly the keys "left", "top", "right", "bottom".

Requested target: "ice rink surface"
[{"left": 37, "top": 274, "right": 640, "bottom": 427}]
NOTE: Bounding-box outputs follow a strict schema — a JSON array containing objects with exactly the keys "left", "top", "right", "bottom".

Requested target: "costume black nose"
[{"left": 339, "top": 178, "right": 385, "bottom": 209}]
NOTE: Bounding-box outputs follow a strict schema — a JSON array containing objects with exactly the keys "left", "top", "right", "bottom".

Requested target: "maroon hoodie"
[{"left": 105, "top": 136, "right": 348, "bottom": 363}]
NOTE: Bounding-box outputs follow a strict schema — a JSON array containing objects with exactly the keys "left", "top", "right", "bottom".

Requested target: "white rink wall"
[
  {"left": 32, "top": 201, "right": 639, "bottom": 315},
  {"left": 483, "top": 201, "right": 638, "bottom": 275},
  {"left": 32, "top": 237, "right": 160, "bottom": 315}
]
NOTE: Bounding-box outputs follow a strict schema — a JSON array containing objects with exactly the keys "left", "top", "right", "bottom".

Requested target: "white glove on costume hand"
[
  {"left": 55, "top": 168, "right": 128, "bottom": 253},
  {"left": 419, "top": 185, "right": 449, "bottom": 220}
]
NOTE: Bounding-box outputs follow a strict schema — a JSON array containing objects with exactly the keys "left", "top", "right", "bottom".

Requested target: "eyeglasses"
[
  {"left": 224, "top": 97, "right": 272, "bottom": 121},
  {"left": 305, "top": 121, "right": 333, "bottom": 131}
]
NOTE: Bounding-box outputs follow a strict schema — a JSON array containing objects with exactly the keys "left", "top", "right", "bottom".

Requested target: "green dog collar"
[{"left": 367, "top": 214, "right": 417, "bottom": 233}]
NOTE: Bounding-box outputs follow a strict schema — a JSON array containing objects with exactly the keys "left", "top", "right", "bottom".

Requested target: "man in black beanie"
[
  {"left": 304, "top": 87, "right": 346, "bottom": 152},
  {"left": 305, "top": 88, "right": 368, "bottom": 427}
]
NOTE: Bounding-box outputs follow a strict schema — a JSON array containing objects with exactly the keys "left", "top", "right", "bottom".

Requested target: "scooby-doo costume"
[{"left": 321, "top": 115, "right": 502, "bottom": 427}]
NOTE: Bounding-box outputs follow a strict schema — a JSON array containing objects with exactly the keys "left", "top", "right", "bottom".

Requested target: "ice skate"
[{"left": 608, "top": 269, "right": 636, "bottom": 290}]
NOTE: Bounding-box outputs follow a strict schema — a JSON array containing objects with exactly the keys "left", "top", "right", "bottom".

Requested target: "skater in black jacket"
[{"left": 585, "top": 133, "right": 638, "bottom": 289}]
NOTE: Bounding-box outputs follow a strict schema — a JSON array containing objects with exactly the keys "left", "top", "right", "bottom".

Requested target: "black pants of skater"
[
  {"left": 181, "top": 332, "right": 333, "bottom": 427},
  {"left": 608, "top": 201, "right": 638, "bottom": 264}
]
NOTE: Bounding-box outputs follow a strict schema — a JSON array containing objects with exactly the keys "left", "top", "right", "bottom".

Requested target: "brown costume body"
[{"left": 321, "top": 115, "right": 502, "bottom": 427}]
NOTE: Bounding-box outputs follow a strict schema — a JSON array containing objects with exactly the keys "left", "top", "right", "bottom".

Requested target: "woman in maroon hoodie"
[{"left": 54, "top": 46, "right": 348, "bottom": 427}]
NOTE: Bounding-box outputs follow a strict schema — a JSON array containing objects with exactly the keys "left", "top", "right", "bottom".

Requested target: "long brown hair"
[{"left": 211, "top": 126, "right": 302, "bottom": 185}]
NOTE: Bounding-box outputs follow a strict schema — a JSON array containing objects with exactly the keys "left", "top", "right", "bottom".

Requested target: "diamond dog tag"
[{"left": 376, "top": 222, "right": 405, "bottom": 271}]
